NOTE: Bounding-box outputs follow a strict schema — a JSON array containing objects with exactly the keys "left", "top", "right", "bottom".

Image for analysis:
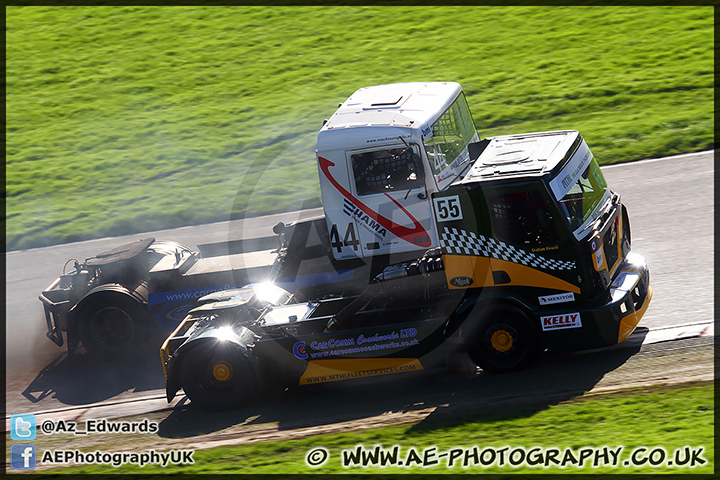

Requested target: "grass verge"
[
  {"left": 6, "top": 6, "right": 714, "bottom": 250},
  {"left": 40, "top": 380, "right": 713, "bottom": 474}
]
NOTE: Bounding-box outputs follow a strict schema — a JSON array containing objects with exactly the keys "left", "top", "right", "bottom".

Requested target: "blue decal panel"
[
  {"left": 148, "top": 284, "right": 238, "bottom": 306},
  {"left": 148, "top": 269, "right": 355, "bottom": 331},
  {"left": 149, "top": 284, "right": 237, "bottom": 331},
  {"left": 280, "top": 318, "right": 447, "bottom": 362}
]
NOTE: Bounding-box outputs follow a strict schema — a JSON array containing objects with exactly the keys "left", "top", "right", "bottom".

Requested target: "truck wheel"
[
  {"left": 180, "top": 345, "right": 257, "bottom": 411},
  {"left": 465, "top": 306, "right": 540, "bottom": 373},
  {"left": 77, "top": 292, "right": 156, "bottom": 358}
]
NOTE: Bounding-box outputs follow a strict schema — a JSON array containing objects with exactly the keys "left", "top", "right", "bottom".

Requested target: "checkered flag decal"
[{"left": 440, "top": 227, "right": 576, "bottom": 271}]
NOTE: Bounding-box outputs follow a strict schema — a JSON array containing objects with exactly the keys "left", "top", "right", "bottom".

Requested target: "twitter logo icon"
[{"left": 10, "top": 414, "right": 37, "bottom": 440}]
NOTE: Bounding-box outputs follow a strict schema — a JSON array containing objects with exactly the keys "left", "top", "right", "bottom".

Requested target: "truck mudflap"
[
  {"left": 39, "top": 276, "right": 73, "bottom": 347},
  {"left": 541, "top": 252, "right": 652, "bottom": 352}
]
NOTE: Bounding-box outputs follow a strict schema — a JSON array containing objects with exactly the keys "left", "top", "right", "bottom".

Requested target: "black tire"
[
  {"left": 464, "top": 305, "right": 540, "bottom": 373},
  {"left": 77, "top": 292, "right": 156, "bottom": 358},
  {"left": 180, "top": 344, "right": 257, "bottom": 411}
]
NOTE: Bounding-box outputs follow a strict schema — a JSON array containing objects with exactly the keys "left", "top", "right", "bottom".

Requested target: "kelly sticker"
[{"left": 540, "top": 313, "right": 582, "bottom": 331}]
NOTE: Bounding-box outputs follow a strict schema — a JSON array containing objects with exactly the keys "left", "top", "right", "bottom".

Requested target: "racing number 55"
[{"left": 433, "top": 195, "right": 463, "bottom": 222}]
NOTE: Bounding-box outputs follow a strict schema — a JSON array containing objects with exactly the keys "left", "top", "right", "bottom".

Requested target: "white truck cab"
[{"left": 316, "top": 82, "right": 479, "bottom": 259}]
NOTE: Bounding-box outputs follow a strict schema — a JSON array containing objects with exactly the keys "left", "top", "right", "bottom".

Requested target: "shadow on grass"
[{"left": 157, "top": 327, "right": 648, "bottom": 439}]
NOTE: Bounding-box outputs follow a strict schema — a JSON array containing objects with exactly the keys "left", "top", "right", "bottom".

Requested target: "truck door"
[
  {"left": 342, "top": 144, "right": 435, "bottom": 257},
  {"left": 482, "top": 184, "right": 580, "bottom": 293},
  {"left": 435, "top": 182, "right": 580, "bottom": 295}
]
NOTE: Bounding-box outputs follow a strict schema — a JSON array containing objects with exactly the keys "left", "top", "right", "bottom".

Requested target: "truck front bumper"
[{"left": 542, "top": 252, "right": 652, "bottom": 351}]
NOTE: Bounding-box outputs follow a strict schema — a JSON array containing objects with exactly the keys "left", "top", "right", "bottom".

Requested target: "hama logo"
[
  {"left": 541, "top": 313, "right": 582, "bottom": 331},
  {"left": 342, "top": 199, "right": 388, "bottom": 239},
  {"left": 449, "top": 276, "right": 474, "bottom": 287}
]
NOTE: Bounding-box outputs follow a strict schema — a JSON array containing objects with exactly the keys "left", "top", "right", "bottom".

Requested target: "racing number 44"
[{"left": 330, "top": 223, "right": 361, "bottom": 253}]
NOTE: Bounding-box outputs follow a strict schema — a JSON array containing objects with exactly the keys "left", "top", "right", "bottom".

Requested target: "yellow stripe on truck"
[
  {"left": 617, "top": 285, "right": 653, "bottom": 343},
  {"left": 444, "top": 254, "right": 494, "bottom": 287},
  {"left": 299, "top": 358, "right": 423, "bottom": 385},
  {"left": 489, "top": 258, "right": 581, "bottom": 293},
  {"left": 443, "top": 254, "right": 580, "bottom": 293}
]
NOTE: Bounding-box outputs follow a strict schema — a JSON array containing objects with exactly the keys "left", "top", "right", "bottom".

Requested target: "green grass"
[
  {"left": 44, "top": 381, "right": 714, "bottom": 474},
  {"left": 6, "top": 6, "right": 714, "bottom": 250}
]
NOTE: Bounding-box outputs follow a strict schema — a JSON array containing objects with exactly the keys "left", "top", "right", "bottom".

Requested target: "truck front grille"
[{"left": 604, "top": 219, "right": 619, "bottom": 272}]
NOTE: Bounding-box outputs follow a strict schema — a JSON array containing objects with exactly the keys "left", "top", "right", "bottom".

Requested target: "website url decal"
[
  {"left": 293, "top": 327, "right": 419, "bottom": 360},
  {"left": 304, "top": 444, "right": 707, "bottom": 469},
  {"left": 308, "top": 339, "right": 419, "bottom": 359}
]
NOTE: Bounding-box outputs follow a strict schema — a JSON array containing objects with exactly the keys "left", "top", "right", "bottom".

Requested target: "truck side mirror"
[{"left": 273, "top": 222, "right": 286, "bottom": 235}]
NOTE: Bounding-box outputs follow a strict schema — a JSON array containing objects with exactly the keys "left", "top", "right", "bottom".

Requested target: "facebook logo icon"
[
  {"left": 10, "top": 414, "right": 36, "bottom": 440},
  {"left": 11, "top": 444, "right": 37, "bottom": 470}
]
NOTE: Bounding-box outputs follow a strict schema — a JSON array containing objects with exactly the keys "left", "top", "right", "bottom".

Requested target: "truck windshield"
[
  {"left": 423, "top": 93, "right": 478, "bottom": 188},
  {"left": 351, "top": 145, "right": 423, "bottom": 196},
  {"left": 556, "top": 158, "right": 609, "bottom": 233}
]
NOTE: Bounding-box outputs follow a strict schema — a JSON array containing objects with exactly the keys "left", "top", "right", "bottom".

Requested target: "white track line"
[{"left": 602, "top": 149, "right": 713, "bottom": 169}]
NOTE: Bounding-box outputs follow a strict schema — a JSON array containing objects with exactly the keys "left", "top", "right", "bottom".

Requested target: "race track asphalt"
[{"left": 5, "top": 150, "right": 714, "bottom": 424}]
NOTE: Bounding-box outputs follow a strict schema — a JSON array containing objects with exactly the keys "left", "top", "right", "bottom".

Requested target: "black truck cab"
[{"left": 432, "top": 130, "right": 651, "bottom": 357}]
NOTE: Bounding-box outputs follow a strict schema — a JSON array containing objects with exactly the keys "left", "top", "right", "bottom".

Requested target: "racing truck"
[
  {"left": 40, "top": 81, "right": 483, "bottom": 357},
  {"left": 40, "top": 83, "right": 651, "bottom": 379},
  {"left": 161, "top": 128, "right": 652, "bottom": 410}
]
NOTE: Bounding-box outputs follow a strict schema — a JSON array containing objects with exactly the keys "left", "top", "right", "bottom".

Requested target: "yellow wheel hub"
[
  {"left": 490, "top": 329, "right": 513, "bottom": 352},
  {"left": 212, "top": 361, "right": 233, "bottom": 382}
]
